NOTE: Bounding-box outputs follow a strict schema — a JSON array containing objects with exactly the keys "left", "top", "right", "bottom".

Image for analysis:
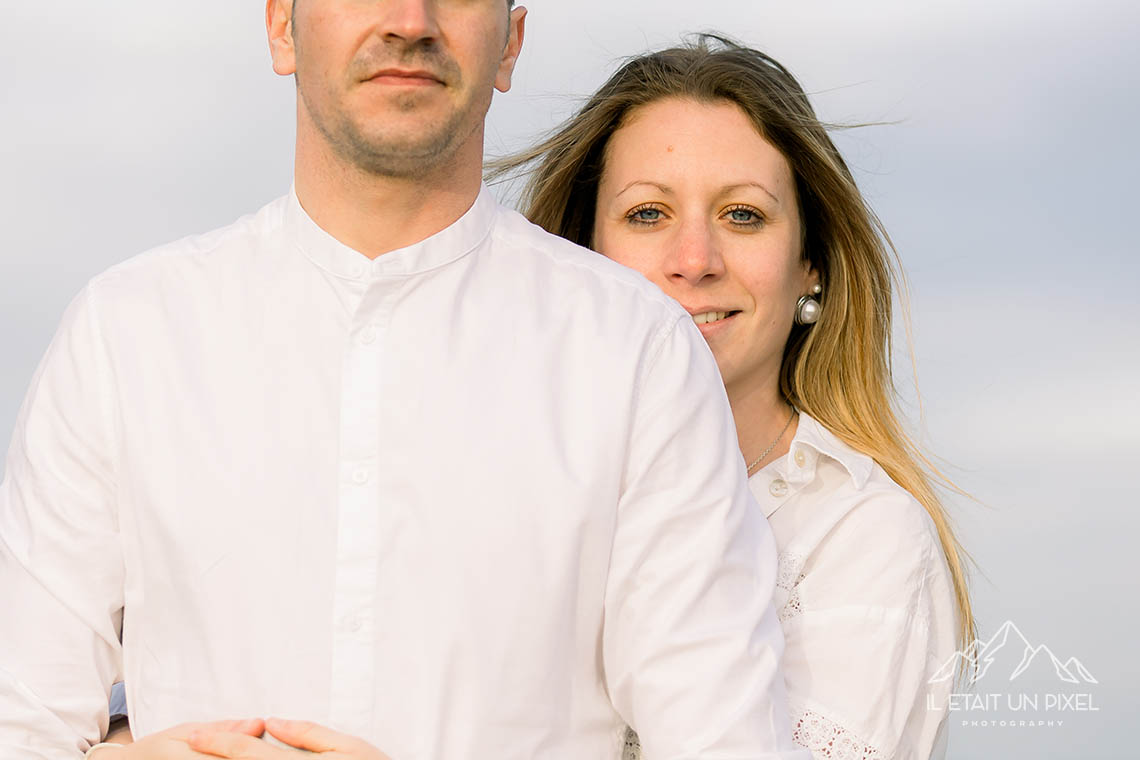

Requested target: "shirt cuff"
[{"left": 85, "top": 743, "right": 121, "bottom": 759}]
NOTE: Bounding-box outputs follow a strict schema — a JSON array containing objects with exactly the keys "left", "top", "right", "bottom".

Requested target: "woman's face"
[{"left": 593, "top": 97, "right": 817, "bottom": 398}]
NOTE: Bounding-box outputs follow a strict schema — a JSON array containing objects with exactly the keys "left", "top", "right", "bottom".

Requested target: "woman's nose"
[{"left": 665, "top": 224, "right": 726, "bottom": 285}]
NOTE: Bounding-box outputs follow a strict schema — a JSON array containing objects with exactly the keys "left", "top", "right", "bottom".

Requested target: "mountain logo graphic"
[{"left": 929, "top": 620, "right": 1098, "bottom": 685}]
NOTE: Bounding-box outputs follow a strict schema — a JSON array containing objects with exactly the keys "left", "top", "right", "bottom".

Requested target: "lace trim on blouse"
[
  {"left": 792, "top": 707, "right": 883, "bottom": 759},
  {"left": 776, "top": 551, "right": 806, "bottom": 622},
  {"left": 622, "top": 726, "right": 640, "bottom": 760},
  {"left": 623, "top": 709, "right": 884, "bottom": 760}
]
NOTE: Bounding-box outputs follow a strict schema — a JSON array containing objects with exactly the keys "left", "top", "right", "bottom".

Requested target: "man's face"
[{"left": 270, "top": 0, "right": 525, "bottom": 178}]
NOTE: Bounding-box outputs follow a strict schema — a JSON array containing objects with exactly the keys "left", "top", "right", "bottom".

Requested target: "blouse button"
[
  {"left": 769, "top": 478, "right": 789, "bottom": 497},
  {"left": 360, "top": 328, "right": 377, "bottom": 345},
  {"left": 794, "top": 449, "right": 807, "bottom": 468}
]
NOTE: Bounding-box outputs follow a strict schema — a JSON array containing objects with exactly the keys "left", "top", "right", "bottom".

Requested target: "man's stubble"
[{"left": 295, "top": 38, "right": 489, "bottom": 180}]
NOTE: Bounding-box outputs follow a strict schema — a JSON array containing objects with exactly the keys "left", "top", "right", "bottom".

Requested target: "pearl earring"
[{"left": 795, "top": 284, "right": 823, "bottom": 325}]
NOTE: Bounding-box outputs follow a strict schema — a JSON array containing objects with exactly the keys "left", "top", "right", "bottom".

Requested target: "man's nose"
[
  {"left": 666, "top": 223, "right": 726, "bottom": 285},
  {"left": 378, "top": 0, "right": 441, "bottom": 44}
]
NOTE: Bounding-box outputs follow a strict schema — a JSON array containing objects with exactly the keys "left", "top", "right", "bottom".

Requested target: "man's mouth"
[{"left": 365, "top": 68, "right": 444, "bottom": 87}]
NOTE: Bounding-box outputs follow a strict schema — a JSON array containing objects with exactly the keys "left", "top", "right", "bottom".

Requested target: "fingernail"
[{"left": 189, "top": 730, "right": 202, "bottom": 743}]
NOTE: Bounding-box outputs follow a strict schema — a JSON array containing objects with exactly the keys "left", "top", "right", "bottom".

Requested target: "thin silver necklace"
[{"left": 745, "top": 407, "right": 798, "bottom": 475}]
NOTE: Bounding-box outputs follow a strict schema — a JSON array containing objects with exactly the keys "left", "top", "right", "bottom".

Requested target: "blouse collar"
[
  {"left": 749, "top": 411, "right": 875, "bottom": 518},
  {"left": 284, "top": 182, "right": 498, "bottom": 281}
]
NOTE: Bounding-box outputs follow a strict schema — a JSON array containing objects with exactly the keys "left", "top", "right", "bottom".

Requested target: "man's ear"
[
  {"left": 494, "top": 6, "right": 528, "bottom": 93},
  {"left": 267, "top": 0, "right": 297, "bottom": 76}
]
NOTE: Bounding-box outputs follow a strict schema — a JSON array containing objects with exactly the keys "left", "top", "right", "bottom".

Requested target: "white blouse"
[{"left": 626, "top": 412, "right": 958, "bottom": 760}]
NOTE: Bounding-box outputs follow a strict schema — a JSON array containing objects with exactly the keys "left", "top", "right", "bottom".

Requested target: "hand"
[
  {"left": 187, "top": 718, "right": 392, "bottom": 759},
  {"left": 90, "top": 719, "right": 265, "bottom": 759},
  {"left": 104, "top": 721, "right": 134, "bottom": 745}
]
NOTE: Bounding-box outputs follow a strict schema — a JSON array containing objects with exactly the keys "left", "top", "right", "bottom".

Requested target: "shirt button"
[
  {"left": 346, "top": 617, "right": 363, "bottom": 633},
  {"left": 352, "top": 468, "right": 370, "bottom": 485},
  {"left": 794, "top": 449, "right": 807, "bottom": 468},
  {"left": 769, "top": 478, "right": 789, "bottom": 497},
  {"left": 350, "top": 263, "right": 365, "bottom": 279},
  {"left": 360, "top": 328, "right": 377, "bottom": 345}
]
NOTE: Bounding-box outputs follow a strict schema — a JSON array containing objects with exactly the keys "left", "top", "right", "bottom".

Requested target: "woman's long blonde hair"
[{"left": 489, "top": 34, "right": 975, "bottom": 649}]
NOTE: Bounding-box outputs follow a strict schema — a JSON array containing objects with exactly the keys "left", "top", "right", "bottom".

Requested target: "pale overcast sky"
[{"left": 1, "top": 2, "right": 1137, "bottom": 757}]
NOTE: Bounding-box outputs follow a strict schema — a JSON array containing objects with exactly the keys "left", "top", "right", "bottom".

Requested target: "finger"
[
  {"left": 188, "top": 729, "right": 273, "bottom": 759},
  {"left": 264, "top": 718, "right": 355, "bottom": 754},
  {"left": 172, "top": 719, "right": 267, "bottom": 741}
]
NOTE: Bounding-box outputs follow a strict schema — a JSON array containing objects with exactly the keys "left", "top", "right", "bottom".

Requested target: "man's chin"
[{"left": 339, "top": 133, "right": 462, "bottom": 178}]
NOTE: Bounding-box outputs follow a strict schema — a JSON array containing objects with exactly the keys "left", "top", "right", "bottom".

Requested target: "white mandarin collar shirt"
[
  {"left": 0, "top": 186, "right": 807, "bottom": 760},
  {"left": 751, "top": 413, "right": 958, "bottom": 760}
]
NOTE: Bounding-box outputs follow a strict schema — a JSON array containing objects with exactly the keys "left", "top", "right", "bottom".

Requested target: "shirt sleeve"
[
  {"left": 778, "top": 492, "right": 958, "bottom": 760},
  {"left": 0, "top": 283, "right": 125, "bottom": 758},
  {"left": 601, "top": 316, "right": 807, "bottom": 760}
]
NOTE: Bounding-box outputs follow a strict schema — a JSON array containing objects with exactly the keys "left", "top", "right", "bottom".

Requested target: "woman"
[{"left": 492, "top": 34, "right": 974, "bottom": 759}]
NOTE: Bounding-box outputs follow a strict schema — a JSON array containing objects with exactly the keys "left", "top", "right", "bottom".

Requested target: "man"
[{"left": 0, "top": 2, "right": 803, "bottom": 758}]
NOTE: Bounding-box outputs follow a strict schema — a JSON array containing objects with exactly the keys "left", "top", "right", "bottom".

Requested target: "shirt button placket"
[{"left": 330, "top": 289, "right": 387, "bottom": 735}]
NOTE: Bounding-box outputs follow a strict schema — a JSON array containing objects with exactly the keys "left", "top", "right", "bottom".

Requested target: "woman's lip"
[{"left": 695, "top": 312, "right": 741, "bottom": 336}]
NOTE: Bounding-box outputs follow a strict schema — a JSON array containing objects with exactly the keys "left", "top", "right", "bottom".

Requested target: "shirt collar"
[
  {"left": 284, "top": 182, "right": 498, "bottom": 281},
  {"left": 749, "top": 410, "right": 875, "bottom": 518}
]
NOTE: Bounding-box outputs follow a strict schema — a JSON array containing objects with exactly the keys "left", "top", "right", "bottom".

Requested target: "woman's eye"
[
  {"left": 627, "top": 206, "right": 664, "bottom": 224},
  {"left": 726, "top": 207, "right": 764, "bottom": 226}
]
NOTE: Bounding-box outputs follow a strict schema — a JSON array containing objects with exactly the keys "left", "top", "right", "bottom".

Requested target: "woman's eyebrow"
[
  {"left": 612, "top": 180, "right": 780, "bottom": 206},
  {"left": 616, "top": 180, "right": 675, "bottom": 198},
  {"left": 719, "top": 182, "right": 781, "bottom": 205}
]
